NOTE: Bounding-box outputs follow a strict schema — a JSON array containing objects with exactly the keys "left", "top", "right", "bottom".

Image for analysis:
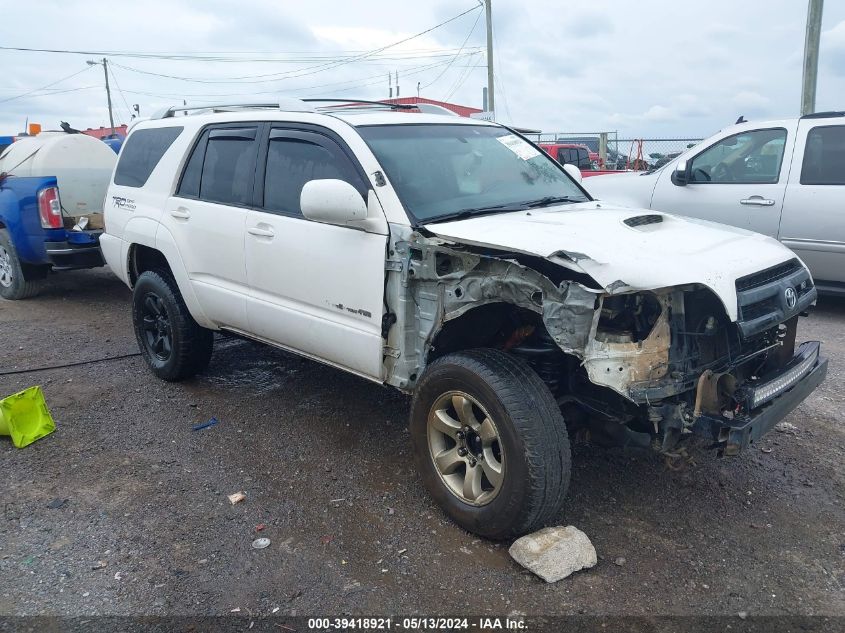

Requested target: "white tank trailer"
[{"left": 0, "top": 132, "right": 117, "bottom": 219}]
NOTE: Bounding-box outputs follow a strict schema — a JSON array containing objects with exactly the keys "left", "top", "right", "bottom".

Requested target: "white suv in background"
[
  {"left": 101, "top": 100, "right": 826, "bottom": 539},
  {"left": 587, "top": 112, "right": 845, "bottom": 294}
]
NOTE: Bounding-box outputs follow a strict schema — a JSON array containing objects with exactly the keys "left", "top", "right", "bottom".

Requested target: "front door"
[
  {"left": 244, "top": 126, "right": 389, "bottom": 380},
  {"left": 651, "top": 126, "right": 795, "bottom": 237}
]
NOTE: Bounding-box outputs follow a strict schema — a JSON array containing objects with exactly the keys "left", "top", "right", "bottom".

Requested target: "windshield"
[{"left": 357, "top": 124, "right": 590, "bottom": 223}]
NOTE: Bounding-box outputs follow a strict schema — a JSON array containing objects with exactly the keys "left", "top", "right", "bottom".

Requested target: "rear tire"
[
  {"left": 132, "top": 270, "right": 213, "bottom": 381},
  {"left": 0, "top": 229, "right": 42, "bottom": 300},
  {"left": 410, "top": 349, "right": 571, "bottom": 539}
]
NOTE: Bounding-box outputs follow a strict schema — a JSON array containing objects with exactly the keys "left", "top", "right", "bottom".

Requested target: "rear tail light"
[{"left": 37, "top": 186, "right": 63, "bottom": 229}]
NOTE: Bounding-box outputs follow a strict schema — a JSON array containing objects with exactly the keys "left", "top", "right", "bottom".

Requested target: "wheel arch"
[
  {"left": 126, "top": 229, "right": 214, "bottom": 329},
  {"left": 426, "top": 301, "right": 549, "bottom": 363}
]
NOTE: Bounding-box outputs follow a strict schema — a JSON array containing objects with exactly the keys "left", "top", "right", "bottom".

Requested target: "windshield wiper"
[
  {"left": 522, "top": 195, "right": 583, "bottom": 208},
  {"left": 425, "top": 203, "right": 528, "bottom": 224}
]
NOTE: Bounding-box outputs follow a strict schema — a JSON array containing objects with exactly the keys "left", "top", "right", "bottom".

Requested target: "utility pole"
[
  {"left": 484, "top": 0, "right": 494, "bottom": 117},
  {"left": 88, "top": 58, "right": 115, "bottom": 135},
  {"left": 801, "top": 0, "right": 824, "bottom": 116}
]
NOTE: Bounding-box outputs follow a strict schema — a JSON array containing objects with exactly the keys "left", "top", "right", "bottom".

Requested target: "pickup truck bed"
[{"left": 0, "top": 175, "right": 104, "bottom": 299}]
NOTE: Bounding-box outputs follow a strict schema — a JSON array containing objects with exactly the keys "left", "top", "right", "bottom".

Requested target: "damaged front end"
[{"left": 383, "top": 227, "right": 827, "bottom": 457}]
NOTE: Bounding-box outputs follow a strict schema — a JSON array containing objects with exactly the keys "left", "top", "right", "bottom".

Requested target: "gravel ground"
[{"left": 0, "top": 268, "right": 843, "bottom": 619}]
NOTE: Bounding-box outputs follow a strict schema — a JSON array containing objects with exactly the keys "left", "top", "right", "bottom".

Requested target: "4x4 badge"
[{"left": 785, "top": 286, "right": 797, "bottom": 309}]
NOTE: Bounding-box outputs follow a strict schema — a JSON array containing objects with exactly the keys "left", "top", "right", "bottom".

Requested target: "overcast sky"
[{"left": 1, "top": 0, "right": 844, "bottom": 139}]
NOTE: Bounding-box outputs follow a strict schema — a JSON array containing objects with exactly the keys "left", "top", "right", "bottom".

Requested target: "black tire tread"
[
  {"left": 413, "top": 348, "right": 571, "bottom": 538},
  {"left": 133, "top": 270, "right": 213, "bottom": 381},
  {"left": 0, "top": 229, "right": 43, "bottom": 300}
]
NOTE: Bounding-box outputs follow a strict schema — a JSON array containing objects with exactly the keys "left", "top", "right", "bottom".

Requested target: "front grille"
[
  {"left": 736, "top": 259, "right": 803, "bottom": 292},
  {"left": 624, "top": 214, "right": 663, "bottom": 228},
  {"left": 734, "top": 259, "right": 815, "bottom": 339}
]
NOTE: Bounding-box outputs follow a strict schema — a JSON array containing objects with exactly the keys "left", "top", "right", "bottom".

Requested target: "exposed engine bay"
[{"left": 383, "top": 226, "right": 825, "bottom": 457}]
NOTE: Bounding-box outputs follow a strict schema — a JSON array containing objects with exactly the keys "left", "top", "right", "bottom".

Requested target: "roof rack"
[
  {"left": 151, "top": 97, "right": 417, "bottom": 120},
  {"left": 799, "top": 111, "right": 845, "bottom": 119}
]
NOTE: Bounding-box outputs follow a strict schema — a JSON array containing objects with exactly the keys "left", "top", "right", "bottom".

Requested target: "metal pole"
[
  {"left": 484, "top": 0, "right": 495, "bottom": 117},
  {"left": 102, "top": 58, "right": 116, "bottom": 135},
  {"left": 801, "top": 0, "right": 824, "bottom": 116},
  {"left": 599, "top": 132, "right": 608, "bottom": 168}
]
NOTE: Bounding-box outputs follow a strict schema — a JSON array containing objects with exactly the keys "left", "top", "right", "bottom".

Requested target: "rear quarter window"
[
  {"left": 800, "top": 125, "right": 845, "bottom": 185},
  {"left": 114, "top": 127, "right": 183, "bottom": 187}
]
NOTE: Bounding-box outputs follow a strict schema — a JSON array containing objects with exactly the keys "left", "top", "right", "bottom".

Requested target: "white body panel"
[
  {"left": 244, "top": 205, "right": 388, "bottom": 379},
  {"left": 160, "top": 196, "right": 250, "bottom": 330},
  {"left": 428, "top": 202, "right": 797, "bottom": 321},
  {"left": 779, "top": 119, "right": 845, "bottom": 286}
]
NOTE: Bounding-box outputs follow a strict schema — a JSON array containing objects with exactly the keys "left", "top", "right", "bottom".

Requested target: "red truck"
[{"left": 537, "top": 142, "right": 623, "bottom": 178}]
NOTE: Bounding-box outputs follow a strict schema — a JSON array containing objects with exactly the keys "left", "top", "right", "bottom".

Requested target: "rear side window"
[
  {"left": 263, "top": 132, "right": 364, "bottom": 216},
  {"left": 801, "top": 125, "right": 845, "bottom": 185},
  {"left": 176, "top": 126, "right": 258, "bottom": 206},
  {"left": 114, "top": 127, "right": 183, "bottom": 187}
]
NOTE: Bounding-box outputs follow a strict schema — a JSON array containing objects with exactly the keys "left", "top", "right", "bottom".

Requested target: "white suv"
[{"left": 102, "top": 100, "right": 827, "bottom": 539}]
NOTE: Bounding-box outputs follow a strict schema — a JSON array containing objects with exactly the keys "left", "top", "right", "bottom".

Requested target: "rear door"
[
  {"left": 651, "top": 126, "right": 796, "bottom": 236},
  {"left": 244, "top": 125, "right": 388, "bottom": 380},
  {"left": 163, "top": 123, "right": 260, "bottom": 329},
  {"left": 779, "top": 121, "right": 845, "bottom": 287}
]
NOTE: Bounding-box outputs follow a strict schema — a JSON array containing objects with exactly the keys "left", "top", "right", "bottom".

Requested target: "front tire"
[
  {"left": 0, "top": 229, "right": 42, "bottom": 300},
  {"left": 410, "top": 349, "right": 571, "bottom": 539},
  {"left": 132, "top": 270, "right": 213, "bottom": 381}
]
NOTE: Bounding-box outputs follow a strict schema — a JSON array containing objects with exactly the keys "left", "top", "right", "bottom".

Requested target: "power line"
[
  {"left": 107, "top": 7, "right": 483, "bottom": 85},
  {"left": 107, "top": 64, "right": 134, "bottom": 122},
  {"left": 420, "top": 8, "right": 482, "bottom": 91},
  {"left": 118, "top": 54, "right": 481, "bottom": 103},
  {"left": 0, "top": 45, "right": 481, "bottom": 63},
  {"left": 0, "top": 4, "right": 482, "bottom": 88},
  {"left": 492, "top": 27, "right": 513, "bottom": 122},
  {"left": 0, "top": 66, "right": 92, "bottom": 105}
]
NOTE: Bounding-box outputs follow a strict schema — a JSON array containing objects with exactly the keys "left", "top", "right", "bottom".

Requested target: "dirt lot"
[{"left": 1, "top": 268, "right": 843, "bottom": 620}]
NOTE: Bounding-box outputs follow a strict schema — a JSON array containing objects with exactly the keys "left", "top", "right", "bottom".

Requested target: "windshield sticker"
[{"left": 496, "top": 134, "right": 541, "bottom": 161}]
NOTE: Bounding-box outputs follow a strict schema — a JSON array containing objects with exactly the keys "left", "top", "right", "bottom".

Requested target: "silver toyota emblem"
[{"left": 785, "top": 287, "right": 797, "bottom": 309}]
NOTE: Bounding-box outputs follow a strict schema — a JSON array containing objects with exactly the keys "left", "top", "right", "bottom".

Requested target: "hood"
[{"left": 427, "top": 201, "right": 798, "bottom": 321}]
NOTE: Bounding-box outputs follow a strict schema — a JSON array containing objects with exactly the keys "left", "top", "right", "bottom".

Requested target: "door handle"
[
  {"left": 740, "top": 196, "right": 776, "bottom": 207},
  {"left": 248, "top": 226, "right": 275, "bottom": 238},
  {"left": 170, "top": 207, "right": 191, "bottom": 219}
]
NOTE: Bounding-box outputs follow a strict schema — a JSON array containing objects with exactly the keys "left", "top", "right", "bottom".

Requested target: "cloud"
[
  {"left": 1, "top": 0, "right": 844, "bottom": 136},
  {"left": 732, "top": 90, "right": 771, "bottom": 114},
  {"left": 822, "top": 19, "right": 845, "bottom": 76},
  {"left": 564, "top": 12, "right": 614, "bottom": 39}
]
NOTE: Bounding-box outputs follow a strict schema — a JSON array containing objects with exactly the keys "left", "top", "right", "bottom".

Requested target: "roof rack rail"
[
  {"left": 151, "top": 97, "right": 419, "bottom": 120},
  {"left": 304, "top": 98, "right": 416, "bottom": 111},
  {"left": 800, "top": 111, "right": 845, "bottom": 119},
  {"left": 152, "top": 98, "right": 314, "bottom": 119}
]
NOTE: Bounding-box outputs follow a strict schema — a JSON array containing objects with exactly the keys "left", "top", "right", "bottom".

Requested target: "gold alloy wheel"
[{"left": 426, "top": 391, "right": 505, "bottom": 506}]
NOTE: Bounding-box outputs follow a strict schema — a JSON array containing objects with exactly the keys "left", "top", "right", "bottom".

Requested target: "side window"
[
  {"left": 114, "top": 126, "right": 183, "bottom": 187},
  {"left": 577, "top": 149, "right": 590, "bottom": 169},
  {"left": 199, "top": 127, "right": 258, "bottom": 206},
  {"left": 689, "top": 128, "right": 786, "bottom": 184},
  {"left": 263, "top": 131, "right": 364, "bottom": 216},
  {"left": 801, "top": 125, "right": 845, "bottom": 185},
  {"left": 176, "top": 130, "right": 209, "bottom": 198}
]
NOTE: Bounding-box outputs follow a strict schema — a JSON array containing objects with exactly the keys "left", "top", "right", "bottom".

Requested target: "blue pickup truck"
[{"left": 0, "top": 132, "right": 115, "bottom": 300}]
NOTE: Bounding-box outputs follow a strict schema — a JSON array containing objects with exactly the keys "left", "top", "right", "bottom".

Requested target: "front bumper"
[{"left": 692, "top": 341, "right": 827, "bottom": 456}]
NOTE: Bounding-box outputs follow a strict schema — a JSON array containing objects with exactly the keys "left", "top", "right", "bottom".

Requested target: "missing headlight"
[{"left": 596, "top": 292, "right": 662, "bottom": 343}]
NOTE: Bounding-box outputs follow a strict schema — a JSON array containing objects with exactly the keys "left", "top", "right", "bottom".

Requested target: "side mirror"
[
  {"left": 671, "top": 159, "right": 689, "bottom": 186},
  {"left": 562, "top": 163, "right": 583, "bottom": 183},
  {"left": 301, "top": 179, "right": 367, "bottom": 225}
]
